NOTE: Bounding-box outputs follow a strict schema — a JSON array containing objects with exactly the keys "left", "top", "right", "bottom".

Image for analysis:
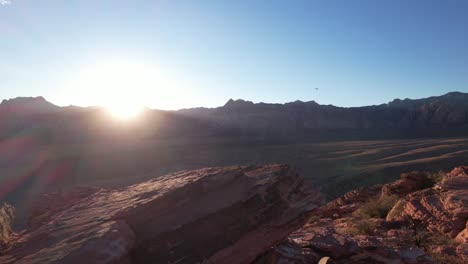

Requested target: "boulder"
[
  {"left": 0, "top": 164, "right": 323, "bottom": 264},
  {"left": 381, "top": 171, "right": 434, "bottom": 198}
]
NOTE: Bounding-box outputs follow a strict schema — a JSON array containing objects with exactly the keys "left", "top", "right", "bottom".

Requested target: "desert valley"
[{"left": 0, "top": 93, "right": 468, "bottom": 263}]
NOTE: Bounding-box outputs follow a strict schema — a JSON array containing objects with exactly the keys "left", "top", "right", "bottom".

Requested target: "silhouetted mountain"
[
  {"left": 1, "top": 92, "right": 468, "bottom": 143},
  {"left": 0, "top": 97, "right": 57, "bottom": 113},
  {"left": 178, "top": 91, "right": 468, "bottom": 140}
]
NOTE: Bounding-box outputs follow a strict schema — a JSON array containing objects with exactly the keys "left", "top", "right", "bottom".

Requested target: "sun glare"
[
  {"left": 106, "top": 103, "right": 143, "bottom": 119},
  {"left": 67, "top": 60, "right": 162, "bottom": 120},
  {"left": 62, "top": 58, "right": 191, "bottom": 112}
]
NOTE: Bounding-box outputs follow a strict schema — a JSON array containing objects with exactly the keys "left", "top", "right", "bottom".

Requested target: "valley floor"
[{"left": 2, "top": 137, "right": 468, "bottom": 227}]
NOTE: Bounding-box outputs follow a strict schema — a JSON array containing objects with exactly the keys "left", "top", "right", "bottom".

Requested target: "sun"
[
  {"left": 62, "top": 58, "right": 186, "bottom": 113},
  {"left": 105, "top": 102, "right": 144, "bottom": 119},
  {"left": 68, "top": 60, "right": 157, "bottom": 120}
]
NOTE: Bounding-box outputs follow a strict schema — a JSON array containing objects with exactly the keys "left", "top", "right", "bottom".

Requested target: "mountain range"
[{"left": 1, "top": 92, "right": 468, "bottom": 143}]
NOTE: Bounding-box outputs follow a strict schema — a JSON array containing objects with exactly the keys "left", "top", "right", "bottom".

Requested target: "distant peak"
[
  {"left": 0, "top": 96, "right": 57, "bottom": 112},
  {"left": 2, "top": 96, "right": 47, "bottom": 104},
  {"left": 291, "top": 100, "right": 304, "bottom": 104},
  {"left": 442, "top": 91, "right": 466, "bottom": 97},
  {"left": 223, "top": 99, "right": 255, "bottom": 108}
]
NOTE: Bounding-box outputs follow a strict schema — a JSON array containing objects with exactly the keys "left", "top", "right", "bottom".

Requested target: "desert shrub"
[
  {"left": 353, "top": 195, "right": 399, "bottom": 219},
  {"left": 411, "top": 228, "right": 431, "bottom": 248},
  {"left": 0, "top": 203, "right": 15, "bottom": 248},
  {"left": 399, "top": 221, "right": 454, "bottom": 249},
  {"left": 343, "top": 219, "right": 380, "bottom": 236},
  {"left": 429, "top": 170, "right": 445, "bottom": 184},
  {"left": 308, "top": 215, "right": 320, "bottom": 224}
]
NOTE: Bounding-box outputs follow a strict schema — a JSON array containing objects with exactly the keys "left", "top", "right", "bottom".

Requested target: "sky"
[{"left": 1, "top": 0, "right": 468, "bottom": 110}]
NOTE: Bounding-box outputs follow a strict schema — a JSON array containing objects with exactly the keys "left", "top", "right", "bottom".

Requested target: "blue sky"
[{"left": 1, "top": 0, "right": 467, "bottom": 109}]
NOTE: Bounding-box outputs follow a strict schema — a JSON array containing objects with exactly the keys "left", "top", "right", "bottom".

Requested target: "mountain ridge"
[
  {"left": 1, "top": 91, "right": 468, "bottom": 142},
  {"left": 2, "top": 91, "right": 467, "bottom": 111}
]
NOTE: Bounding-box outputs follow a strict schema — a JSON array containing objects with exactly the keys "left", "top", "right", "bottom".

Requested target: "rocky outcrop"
[
  {"left": 1, "top": 162, "right": 466, "bottom": 264},
  {"left": 258, "top": 218, "right": 434, "bottom": 264},
  {"left": 387, "top": 166, "right": 468, "bottom": 238},
  {"left": 0, "top": 164, "right": 323, "bottom": 264},
  {"left": 380, "top": 171, "right": 434, "bottom": 198},
  {"left": 261, "top": 166, "right": 468, "bottom": 263},
  {"left": 319, "top": 185, "right": 383, "bottom": 218},
  {"left": 385, "top": 166, "right": 468, "bottom": 261}
]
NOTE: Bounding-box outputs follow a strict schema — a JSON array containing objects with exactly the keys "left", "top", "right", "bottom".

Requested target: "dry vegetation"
[
  {"left": 352, "top": 194, "right": 399, "bottom": 219},
  {"left": 0, "top": 203, "right": 14, "bottom": 248}
]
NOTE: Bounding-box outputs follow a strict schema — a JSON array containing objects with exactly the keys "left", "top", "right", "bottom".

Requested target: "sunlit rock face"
[{"left": 0, "top": 164, "right": 323, "bottom": 264}]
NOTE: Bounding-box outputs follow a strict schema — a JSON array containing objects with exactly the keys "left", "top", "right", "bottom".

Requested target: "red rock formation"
[
  {"left": 261, "top": 218, "right": 433, "bottom": 264},
  {"left": 380, "top": 171, "right": 433, "bottom": 198},
  {"left": 262, "top": 166, "right": 468, "bottom": 263},
  {"left": 0, "top": 164, "right": 323, "bottom": 264},
  {"left": 319, "top": 185, "right": 382, "bottom": 218},
  {"left": 387, "top": 166, "right": 468, "bottom": 238}
]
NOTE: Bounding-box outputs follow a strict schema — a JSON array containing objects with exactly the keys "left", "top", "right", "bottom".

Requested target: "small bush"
[
  {"left": 412, "top": 228, "right": 431, "bottom": 248},
  {"left": 398, "top": 221, "right": 454, "bottom": 250},
  {"left": 308, "top": 215, "right": 320, "bottom": 224},
  {"left": 353, "top": 195, "right": 399, "bottom": 219},
  {"left": 344, "top": 219, "right": 380, "bottom": 236},
  {"left": 0, "top": 203, "right": 15, "bottom": 248},
  {"left": 429, "top": 170, "right": 445, "bottom": 184}
]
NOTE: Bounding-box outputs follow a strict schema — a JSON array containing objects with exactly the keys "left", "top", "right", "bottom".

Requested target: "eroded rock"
[
  {"left": 381, "top": 171, "right": 434, "bottom": 198},
  {"left": 387, "top": 166, "right": 468, "bottom": 238},
  {"left": 264, "top": 166, "right": 468, "bottom": 263}
]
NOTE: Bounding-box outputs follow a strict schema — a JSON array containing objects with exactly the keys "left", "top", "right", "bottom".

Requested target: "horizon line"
[{"left": 0, "top": 90, "right": 465, "bottom": 111}]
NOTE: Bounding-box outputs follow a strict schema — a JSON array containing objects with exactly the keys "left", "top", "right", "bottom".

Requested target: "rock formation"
[
  {"left": 1, "top": 156, "right": 467, "bottom": 264},
  {"left": 0, "top": 164, "right": 323, "bottom": 264},
  {"left": 260, "top": 166, "right": 468, "bottom": 263},
  {"left": 380, "top": 171, "right": 434, "bottom": 198}
]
